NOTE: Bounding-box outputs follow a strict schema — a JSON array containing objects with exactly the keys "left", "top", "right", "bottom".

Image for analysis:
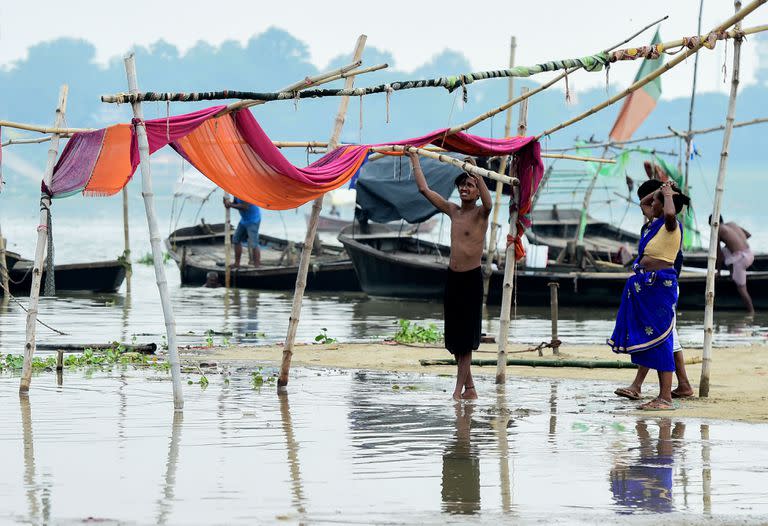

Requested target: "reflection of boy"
[
  {"left": 441, "top": 403, "right": 480, "bottom": 515},
  {"left": 409, "top": 152, "right": 491, "bottom": 401},
  {"left": 224, "top": 196, "right": 261, "bottom": 267}
]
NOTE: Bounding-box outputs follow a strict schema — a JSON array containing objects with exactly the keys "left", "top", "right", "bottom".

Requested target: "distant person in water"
[
  {"left": 203, "top": 271, "right": 221, "bottom": 288},
  {"left": 608, "top": 180, "right": 691, "bottom": 411},
  {"left": 710, "top": 214, "right": 755, "bottom": 314},
  {"left": 223, "top": 196, "right": 261, "bottom": 267},
  {"left": 409, "top": 152, "right": 491, "bottom": 401},
  {"left": 614, "top": 179, "right": 693, "bottom": 403}
]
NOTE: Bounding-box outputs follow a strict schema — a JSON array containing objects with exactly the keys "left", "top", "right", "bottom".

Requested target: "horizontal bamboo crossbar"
[
  {"left": 370, "top": 145, "right": 516, "bottom": 186},
  {"left": 100, "top": 24, "right": 767, "bottom": 105}
]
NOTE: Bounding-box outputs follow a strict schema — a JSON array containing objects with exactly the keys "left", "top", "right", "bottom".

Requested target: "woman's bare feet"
[{"left": 671, "top": 384, "right": 694, "bottom": 398}]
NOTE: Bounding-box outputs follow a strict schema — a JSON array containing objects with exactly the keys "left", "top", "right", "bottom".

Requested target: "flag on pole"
[{"left": 609, "top": 30, "right": 664, "bottom": 142}]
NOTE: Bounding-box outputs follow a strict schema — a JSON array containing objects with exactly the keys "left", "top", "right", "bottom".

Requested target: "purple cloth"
[{"left": 47, "top": 128, "right": 106, "bottom": 197}]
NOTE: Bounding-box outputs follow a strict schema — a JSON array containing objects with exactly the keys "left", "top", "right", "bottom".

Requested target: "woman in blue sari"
[{"left": 608, "top": 181, "right": 689, "bottom": 410}]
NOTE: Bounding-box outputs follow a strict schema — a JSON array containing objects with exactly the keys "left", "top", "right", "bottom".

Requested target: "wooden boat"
[
  {"left": 3, "top": 250, "right": 127, "bottom": 295},
  {"left": 165, "top": 222, "right": 361, "bottom": 291},
  {"left": 312, "top": 213, "right": 438, "bottom": 234},
  {"left": 338, "top": 225, "right": 768, "bottom": 310},
  {"left": 529, "top": 207, "right": 768, "bottom": 270}
]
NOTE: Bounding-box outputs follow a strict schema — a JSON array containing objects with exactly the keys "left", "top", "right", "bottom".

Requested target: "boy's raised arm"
[{"left": 408, "top": 152, "right": 453, "bottom": 215}]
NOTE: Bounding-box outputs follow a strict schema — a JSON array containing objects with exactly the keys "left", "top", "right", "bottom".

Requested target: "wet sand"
[{"left": 194, "top": 342, "right": 768, "bottom": 423}]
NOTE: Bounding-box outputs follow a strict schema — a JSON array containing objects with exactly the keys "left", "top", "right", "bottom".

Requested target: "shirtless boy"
[{"left": 409, "top": 152, "right": 492, "bottom": 401}]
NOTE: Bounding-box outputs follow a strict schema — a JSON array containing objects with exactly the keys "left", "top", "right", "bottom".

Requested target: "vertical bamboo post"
[
  {"left": 700, "top": 1, "right": 742, "bottom": 398},
  {"left": 19, "top": 85, "right": 67, "bottom": 394},
  {"left": 278, "top": 35, "right": 367, "bottom": 389},
  {"left": 548, "top": 281, "right": 560, "bottom": 355},
  {"left": 224, "top": 192, "right": 232, "bottom": 288},
  {"left": 124, "top": 53, "right": 184, "bottom": 411},
  {"left": 483, "top": 36, "right": 516, "bottom": 304},
  {"left": 0, "top": 221, "right": 9, "bottom": 296},
  {"left": 122, "top": 187, "right": 132, "bottom": 293},
  {"left": 574, "top": 144, "right": 611, "bottom": 247},
  {"left": 495, "top": 91, "right": 529, "bottom": 385}
]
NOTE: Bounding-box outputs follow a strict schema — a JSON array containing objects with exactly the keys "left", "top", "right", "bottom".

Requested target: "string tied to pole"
[
  {"left": 384, "top": 84, "right": 393, "bottom": 123},
  {"left": 44, "top": 209, "right": 55, "bottom": 296},
  {"left": 564, "top": 68, "right": 571, "bottom": 103}
]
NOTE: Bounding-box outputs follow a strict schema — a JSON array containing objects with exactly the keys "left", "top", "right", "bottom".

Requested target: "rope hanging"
[{"left": 44, "top": 208, "right": 55, "bottom": 296}]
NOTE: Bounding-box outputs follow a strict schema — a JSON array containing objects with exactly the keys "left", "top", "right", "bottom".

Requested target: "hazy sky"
[{"left": 0, "top": 1, "right": 766, "bottom": 99}]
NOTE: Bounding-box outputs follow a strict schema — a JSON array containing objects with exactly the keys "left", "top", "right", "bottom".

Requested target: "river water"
[{"left": 1, "top": 366, "right": 767, "bottom": 524}]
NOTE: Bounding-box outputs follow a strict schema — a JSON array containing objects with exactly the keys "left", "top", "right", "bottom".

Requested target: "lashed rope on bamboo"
[{"left": 101, "top": 25, "right": 766, "bottom": 105}]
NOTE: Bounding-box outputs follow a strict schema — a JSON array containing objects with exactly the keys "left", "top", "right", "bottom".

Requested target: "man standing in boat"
[
  {"left": 223, "top": 196, "right": 261, "bottom": 267},
  {"left": 408, "top": 152, "right": 491, "bottom": 401},
  {"left": 711, "top": 215, "right": 755, "bottom": 314}
]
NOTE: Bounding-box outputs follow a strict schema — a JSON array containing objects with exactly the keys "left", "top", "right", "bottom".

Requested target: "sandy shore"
[{"left": 185, "top": 341, "right": 768, "bottom": 423}]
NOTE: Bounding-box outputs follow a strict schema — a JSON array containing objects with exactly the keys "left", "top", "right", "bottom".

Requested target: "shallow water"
[
  {"left": 1, "top": 264, "right": 766, "bottom": 356},
  {"left": 1, "top": 367, "right": 767, "bottom": 524}
]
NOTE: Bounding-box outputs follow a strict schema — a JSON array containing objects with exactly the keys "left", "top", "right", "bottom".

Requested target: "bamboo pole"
[
  {"left": 549, "top": 116, "right": 768, "bottom": 151},
  {"left": 1, "top": 135, "right": 55, "bottom": 147},
  {"left": 0, "top": 120, "right": 88, "bottom": 135},
  {"left": 278, "top": 35, "right": 368, "bottom": 390},
  {"left": 495, "top": 94, "right": 529, "bottom": 385},
  {"left": 684, "top": 0, "right": 706, "bottom": 195},
  {"left": 484, "top": 37, "right": 517, "bottom": 305},
  {"left": 0, "top": 221, "right": 8, "bottom": 297},
  {"left": 370, "top": 145, "right": 514, "bottom": 185},
  {"left": 124, "top": 53, "right": 184, "bottom": 411},
  {"left": 224, "top": 193, "right": 232, "bottom": 288},
  {"left": 549, "top": 282, "right": 560, "bottom": 355},
  {"left": 537, "top": 0, "right": 765, "bottom": 140},
  {"left": 122, "top": 186, "right": 131, "bottom": 293},
  {"left": 19, "top": 85, "right": 68, "bottom": 394},
  {"left": 574, "top": 145, "right": 611, "bottom": 246},
  {"left": 101, "top": 21, "right": 768, "bottom": 107},
  {"left": 447, "top": 15, "right": 670, "bottom": 136},
  {"left": 701, "top": 2, "right": 744, "bottom": 398}
]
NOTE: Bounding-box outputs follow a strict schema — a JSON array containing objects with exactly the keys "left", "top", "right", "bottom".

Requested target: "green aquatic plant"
[
  {"left": 392, "top": 319, "right": 443, "bottom": 344},
  {"left": 1, "top": 345, "right": 162, "bottom": 374},
  {"left": 314, "top": 328, "right": 336, "bottom": 345},
  {"left": 204, "top": 329, "right": 215, "bottom": 348},
  {"left": 251, "top": 367, "right": 276, "bottom": 388},
  {"left": 137, "top": 252, "right": 172, "bottom": 265}
]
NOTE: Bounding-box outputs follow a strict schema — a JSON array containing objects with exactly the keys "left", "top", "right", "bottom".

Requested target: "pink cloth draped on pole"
[{"left": 48, "top": 105, "right": 543, "bottom": 214}]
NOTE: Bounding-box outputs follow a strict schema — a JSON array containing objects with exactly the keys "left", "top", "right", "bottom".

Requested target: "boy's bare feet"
[{"left": 461, "top": 386, "right": 478, "bottom": 400}]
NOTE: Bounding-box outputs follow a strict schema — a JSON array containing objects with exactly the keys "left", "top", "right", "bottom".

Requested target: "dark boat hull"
[
  {"left": 7, "top": 260, "right": 127, "bottom": 295},
  {"left": 166, "top": 222, "right": 361, "bottom": 291},
  {"left": 339, "top": 231, "right": 768, "bottom": 311}
]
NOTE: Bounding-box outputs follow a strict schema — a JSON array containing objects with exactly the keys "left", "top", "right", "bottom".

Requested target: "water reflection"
[
  {"left": 20, "top": 396, "right": 51, "bottom": 525},
  {"left": 278, "top": 392, "right": 306, "bottom": 517},
  {"left": 493, "top": 385, "right": 513, "bottom": 513},
  {"left": 156, "top": 412, "right": 183, "bottom": 525},
  {"left": 610, "top": 419, "right": 686, "bottom": 514},
  {"left": 441, "top": 403, "right": 481, "bottom": 515}
]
